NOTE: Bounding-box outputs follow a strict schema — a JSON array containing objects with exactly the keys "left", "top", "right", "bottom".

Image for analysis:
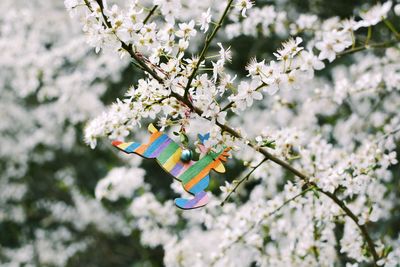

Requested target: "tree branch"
[{"left": 321, "top": 190, "right": 380, "bottom": 263}]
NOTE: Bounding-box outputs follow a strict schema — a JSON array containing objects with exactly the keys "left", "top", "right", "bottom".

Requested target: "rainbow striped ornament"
[{"left": 112, "top": 124, "right": 230, "bottom": 210}]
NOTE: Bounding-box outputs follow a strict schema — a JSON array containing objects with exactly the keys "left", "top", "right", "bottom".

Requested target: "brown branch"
[
  {"left": 321, "top": 190, "right": 380, "bottom": 263},
  {"left": 94, "top": 0, "right": 112, "bottom": 28}
]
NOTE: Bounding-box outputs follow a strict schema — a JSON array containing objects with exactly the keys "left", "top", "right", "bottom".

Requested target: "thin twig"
[
  {"left": 142, "top": 5, "right": 158, "bottom": 25},
  {"left": 268, "top": 186, "right": 316, "bottom": 217},
  {"left": 183, "top": 0, "right": 234, "bottom": 100},
  {"left": 376, "top": 126, "right": 400, "bottom": 143},
  {"left": 365, "top": 26, "right": 372, "bottom": 46},
  {"left": 221, "top": 83, "right": 266, "bottom": 111},
  {"left": 338, "top": 40, "right": 398, "bottom": 56},
  {"left": 383, "top": 19, "right": 400, "bottom": 40},
  {"left": 220, "top": 158, "right": 268, "bottom": 206}
]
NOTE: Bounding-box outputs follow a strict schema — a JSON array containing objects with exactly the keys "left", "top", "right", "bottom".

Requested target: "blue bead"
[{"left": 180, "top": 149, "right": 192, "bottom": 162}]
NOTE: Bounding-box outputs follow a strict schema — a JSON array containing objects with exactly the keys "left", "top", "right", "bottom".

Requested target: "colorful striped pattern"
[{"left": 112, "top": 124, "right": 230, "bottom": 210}]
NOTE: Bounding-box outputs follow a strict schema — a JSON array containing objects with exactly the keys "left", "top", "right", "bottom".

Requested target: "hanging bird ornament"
[{"left": 112, "top": 124, "right": 230, "bottom": 210}]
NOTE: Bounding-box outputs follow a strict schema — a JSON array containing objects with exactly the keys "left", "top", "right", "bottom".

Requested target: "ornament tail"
[{"left": 174, "top": 191, "right": 209, "bottom": 210}]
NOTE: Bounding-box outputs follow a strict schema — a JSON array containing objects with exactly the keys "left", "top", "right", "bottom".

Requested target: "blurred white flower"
[
  {"left": 359, "top": 1, "right": 393, "bottom": 27},
  {"left": 95, "top": 167, "right": 145, "bottom": 201},
  {"left": 199, "top": 8, "right": 212, "bottom": 33}
]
